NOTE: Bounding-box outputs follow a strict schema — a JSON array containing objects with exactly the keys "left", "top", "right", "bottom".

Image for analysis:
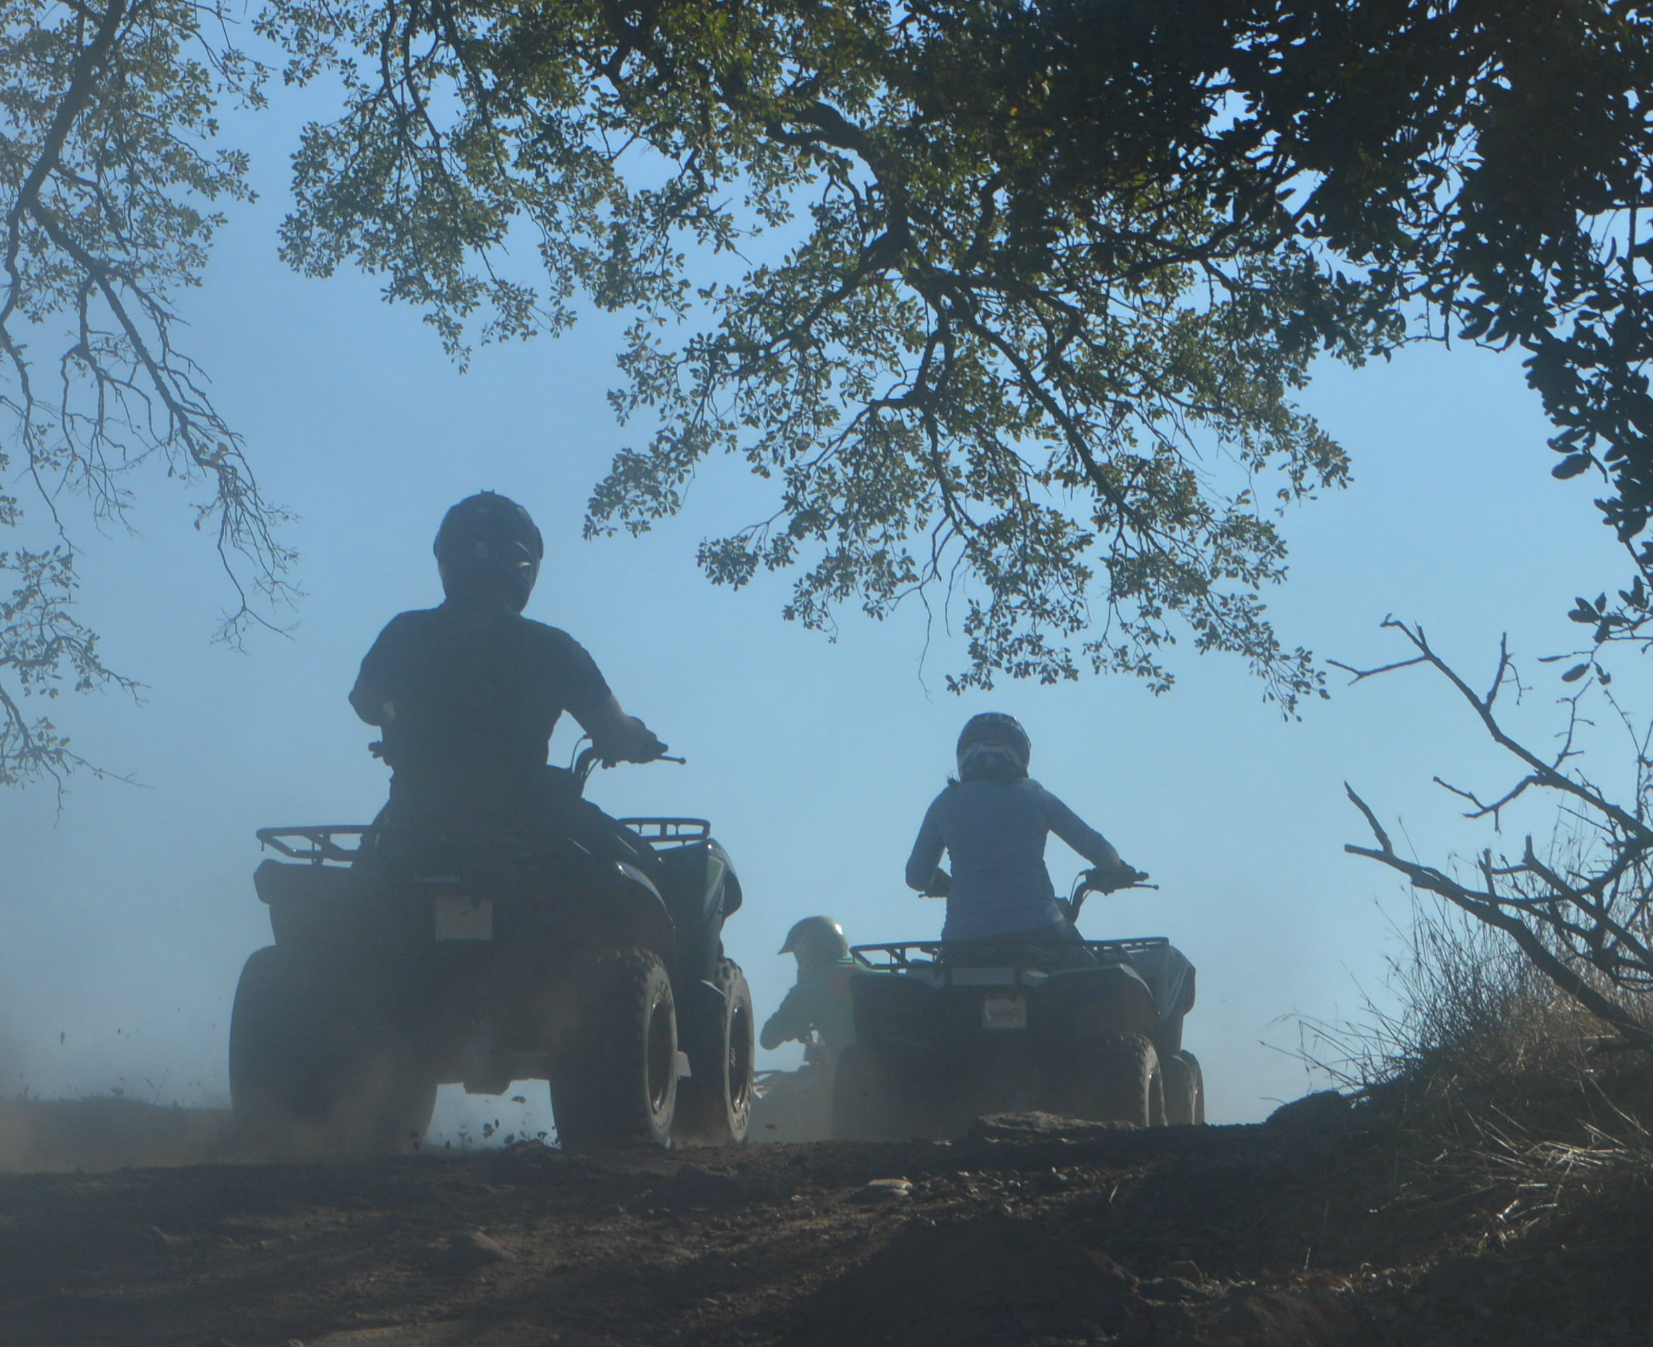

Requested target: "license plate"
[
  {"left": 981, "top": 994, "right": 1028, "bottom": 1030},
  {"left": 434, "top": 895, "right": 493, "bottom": 941}
]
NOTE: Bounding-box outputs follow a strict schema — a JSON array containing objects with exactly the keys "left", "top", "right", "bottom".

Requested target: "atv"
[
  {"left": 749, "top": 1035, "right": 836, "bottom": 1144},
  {"left": 831, "top": 871, "right": 1200, "bottom": 1140},
  {"left": 228, "top": 745, "right": 755, "bottom": 1152}
]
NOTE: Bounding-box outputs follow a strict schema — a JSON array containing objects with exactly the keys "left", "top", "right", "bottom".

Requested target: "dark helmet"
[
  {"left": 779, "top": 915, "right": 850, "bottom": 967},
  {"left": 434, "top": 492, "right": 544, "bottom": 612},
  {"left": 956, "top": 712, "right": 1031, "bottom": 782}
]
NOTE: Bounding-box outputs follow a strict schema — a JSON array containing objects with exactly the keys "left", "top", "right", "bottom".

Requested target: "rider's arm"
[
  {"left": 551, "top": 628, "right": 665, "bottom": 764},
  {"left": 1037, "top": 785, "right": 1124, "bottom": 871},
  {"left": 759, "top": 985, "right": 811, "bottom": 1051},
  {"left": 904, "top": 795, "right": 950, "bottom": 894},
  {"left": 348, "top": 616, "right": 408, "bottom": 725},
  {"left": 574, "top": 694, "right": 666, "bottom": 765}
]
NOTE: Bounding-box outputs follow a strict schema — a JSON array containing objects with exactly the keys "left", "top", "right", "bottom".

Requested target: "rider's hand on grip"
[
  {"left": 599, "top": 719, "right": 668, "bottom": 767},
  {"left": 1085, "top": 862, "right": 1148, "bottom": 894},
  {"left": 632, "top": 727, "right": 668, "bottom": 763}
]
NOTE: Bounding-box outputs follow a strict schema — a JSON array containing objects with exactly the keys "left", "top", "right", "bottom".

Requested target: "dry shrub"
[
  {"left": 1306, "top": 899, "right": 1653, "bottom": 1248},
  {"left": 1317, "top": 899, "right": 1601, "bottom": 1102}
]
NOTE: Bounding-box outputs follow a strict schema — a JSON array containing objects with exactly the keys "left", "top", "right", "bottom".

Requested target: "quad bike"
[
  {"left": 832, "top": 870, "right": 1201, "bottom": 1141},
  {"left": 228, "top": 745, "right": 755, "bottom": 1152},
  {"left": 749, "top": 1036, "right": 836, "bottom": 1143}
]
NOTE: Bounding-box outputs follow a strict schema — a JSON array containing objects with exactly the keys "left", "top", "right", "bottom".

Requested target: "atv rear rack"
[
  {"left": 620, "top": 817, "right": 711, "bottom": 848},
  {"left": 256, "top": 826, "right": 371, "bottom": 865},
  {"left": 851, "top": 937, "right": 1170, "bottom": 971},
  {"left": 257, "top": 819, "right": 707, "bottom": 867}
]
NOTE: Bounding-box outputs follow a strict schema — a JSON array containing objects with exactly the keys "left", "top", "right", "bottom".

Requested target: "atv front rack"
[
  {"left": 851, "top": 937, "right": 1170, "bottom": 971},
  {"left": 256, "top": 826, "right": 372, "bottom": 865},
  {"left": 620, "top": 817, "right": 711, "bottom": 848}
]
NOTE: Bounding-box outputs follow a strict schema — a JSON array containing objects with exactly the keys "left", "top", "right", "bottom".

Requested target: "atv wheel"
[
  {"left": 674, "top": 959, "right": 755, "bottom": 1146},
  {"left": 230, "top": 946, "right": 436, "bottom": 1152},
  {"left": 553, "top": 948, "right": 679, "bottom": 1148},
  {"left": 1163, "top": 1049, "right": 1205, "bottom": 1125},
  {"left": 1073, "top": 1033, "right": 1165, "bottom": 1127},
  {"left": 831, "top": 1041, "right": 927, "bottom": 1141}
]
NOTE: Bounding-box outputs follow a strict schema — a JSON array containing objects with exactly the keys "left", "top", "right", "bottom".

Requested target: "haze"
[{"left": 0, "top": 93, "right": 1624, "bottom": 1141}]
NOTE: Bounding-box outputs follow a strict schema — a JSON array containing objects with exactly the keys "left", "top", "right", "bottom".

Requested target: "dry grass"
[
  {"left": 1302, "top": 898, "right": 1653, "bottom": 1256},
  {"left": 1306, "top": 900, "right": 1598, "bottom": 1096}
]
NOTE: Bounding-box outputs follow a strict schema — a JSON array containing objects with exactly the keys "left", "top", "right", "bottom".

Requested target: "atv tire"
[
  {"left": 1163, "top": 1049, "right": 1205, "bottom": 1125},
  {"left": 230, "top": 945, "right": 436, "bottom": 1152},
  {"left": 831, "top": 1040, "right": 927, "bottom": 1141},
  {"left": 1073, "top": 1033, "right": 1165, "bottom": 1127},
  {"left": 673, "top": 958, "right": 755, "bottom": 1146},
  {"left": 553, "top": 948, "right": 679, "bottom": 1148}
]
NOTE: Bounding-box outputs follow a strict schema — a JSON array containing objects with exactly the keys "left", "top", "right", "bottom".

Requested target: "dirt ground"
[{"left": 0, "top": 1095, "right": 1647, "bottom": 1347}]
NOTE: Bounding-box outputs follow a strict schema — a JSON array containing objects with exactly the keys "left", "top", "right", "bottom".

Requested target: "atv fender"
[
  {"left": 1121, "top": 943, "right": 1197, "bottom": 1021},
  {"left": 709, "top": 840, "right": 743, "bottom": 916},
  {"left": 848, "top": 969, "right": 938, "bottom": 1050},
  {"left": 676, "top": 976, "right": 729, "bottom": 1081},
  {"left": 1035, "top": 962, "right": 1160, "bottom": 1040},
  {"left": 254, "top": 859, "right": 383, "bottom": 947},
  {"left": 579, "top": 861, "right": 676, "bottom": 962},
  {"left": 653, "top": 838, "right": 740, "bottom": 980}
]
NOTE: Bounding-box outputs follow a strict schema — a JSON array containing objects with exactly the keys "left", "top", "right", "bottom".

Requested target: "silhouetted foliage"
[
  {"left": 257, "top": 0, "right": 1653, "bottom": 702},
  {"left": 0, "top": 0, "right": 291, "bottom": 791},
  {"left": 11, "top": 0, "right": 1653, "bottom": 783}
]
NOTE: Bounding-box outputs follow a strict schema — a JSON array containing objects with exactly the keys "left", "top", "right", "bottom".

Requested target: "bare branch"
[{"left": 1345, "top": 622, "right": 1653, "bottom": 1053}]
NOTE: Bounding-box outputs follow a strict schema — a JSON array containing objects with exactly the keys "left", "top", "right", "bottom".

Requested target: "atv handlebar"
[
  {"left": 1061, "top": 867, "right": 1156, "bottom": 927},
  {"left": 1079, "top": 866, "right": 1154, "bottom": 897},
  {"left": 572, "top": 742, "right": 684, "bottom": 794}
]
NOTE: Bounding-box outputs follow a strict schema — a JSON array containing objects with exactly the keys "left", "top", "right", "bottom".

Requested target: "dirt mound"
[
  {"left": 966, "top": 1109, "right": 1135, "bottom": 1142},
  {"left": 0, "top": 1094, "right": 1649, "bottom": 1346}
]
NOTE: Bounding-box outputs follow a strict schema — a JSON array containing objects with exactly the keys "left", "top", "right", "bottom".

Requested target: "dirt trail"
[
  {"left": 0, "top": 1096, "right": 1646, "bottom": 1347},
  {"left": 0, "top": 1096, "right": 238, "bottom": 1174}
]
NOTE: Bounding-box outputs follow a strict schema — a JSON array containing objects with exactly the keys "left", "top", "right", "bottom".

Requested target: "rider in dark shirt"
[{"left": 351, "top": 492, "right": 665, "bottom": 838}]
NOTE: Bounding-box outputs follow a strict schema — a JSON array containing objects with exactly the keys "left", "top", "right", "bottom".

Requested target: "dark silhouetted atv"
[
  {"left": 832, "top": 871, "right": 1200, "bottom": 1140},
  {"left": 229, "top": 747, "right": 754, "bottom": 1151}
]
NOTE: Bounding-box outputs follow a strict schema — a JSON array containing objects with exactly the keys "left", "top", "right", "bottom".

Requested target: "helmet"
[
  {"left": 956, "top": 712, "right": 1031, "bottom": 782},
  {"left": 779, "top": 916, "right": 849, "bottom": 967},
  {"left": 434, "top": 492, "right": 544, "bottom": 612}
]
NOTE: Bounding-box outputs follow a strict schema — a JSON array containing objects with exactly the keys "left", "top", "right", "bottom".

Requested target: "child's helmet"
[
  {"left": 956, "top": 712, "right": 1031, "bottom": 782},
  {"left": 779, "top": 916, "right": 850, "bottom": 967},
  {"left": 434, "top": 492, "right": 544, "bottom": 612}
]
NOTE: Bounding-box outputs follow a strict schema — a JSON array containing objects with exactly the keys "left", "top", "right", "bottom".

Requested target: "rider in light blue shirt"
[{"left": 905, "top": 714, "right": 1134, "bottom": 944}]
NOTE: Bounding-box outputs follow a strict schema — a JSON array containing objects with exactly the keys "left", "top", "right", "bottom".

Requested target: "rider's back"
[
  {"left": 908, "top": 779, "right": 1092, "bottom": 940},
  {"left": 351, "top": 602, "right": 610, "bottom": 819}
]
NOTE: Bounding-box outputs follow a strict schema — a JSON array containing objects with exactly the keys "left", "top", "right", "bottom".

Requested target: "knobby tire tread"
[
  {"left": 230, "top": 945, "right": 435, "bottom": 1152},
  {"left": 1075, "top": 1033, "right": 1163, "bottom": 1127},
  {"left": 555, "top": 947, "right": 677, "bottom": 1149},
  {"left": 1164, "top": 1049, "right": 1204, "bottom": 1125},
  {"left": 674, "top": 957, "right": 755, "bottom": 1146}
]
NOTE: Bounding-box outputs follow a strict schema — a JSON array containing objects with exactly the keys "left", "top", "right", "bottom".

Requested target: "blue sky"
[{"left": 0, "top": 81, "right": 1627, "bottom": 1136}]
